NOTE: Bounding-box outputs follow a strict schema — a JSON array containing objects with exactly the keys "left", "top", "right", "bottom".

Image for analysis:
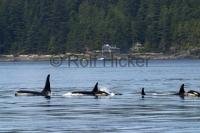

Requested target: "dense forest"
[{"left": 0, "top": 0, "right": 200, "bottom": 54}]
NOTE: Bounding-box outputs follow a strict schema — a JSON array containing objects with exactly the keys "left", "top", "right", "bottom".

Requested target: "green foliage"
[{"left": 0, "top": 0, "right": 199, "bottom": 54}]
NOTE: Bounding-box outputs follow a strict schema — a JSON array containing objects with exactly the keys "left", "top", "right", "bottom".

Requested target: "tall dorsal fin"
[
  {"left": 179, "top": 84, "right": 185, "bottom": 95},
  {"left": 141, "top": 88, "right": 145, "bottom": 95},
  {"left": 41, "top": 74, "right": 51, "bottom": 95},
  {"left": 92, "top": 82, "right": 98, "bottom": 93}
]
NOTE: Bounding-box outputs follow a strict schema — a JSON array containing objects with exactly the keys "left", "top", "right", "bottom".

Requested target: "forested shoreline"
[{"left": 0, "top": 0, "right": 200, "bottom": 54}]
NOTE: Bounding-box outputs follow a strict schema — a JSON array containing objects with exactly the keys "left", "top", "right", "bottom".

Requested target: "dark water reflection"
[{"left": 0, "top": 60, "right": 200, "bottom": 132}]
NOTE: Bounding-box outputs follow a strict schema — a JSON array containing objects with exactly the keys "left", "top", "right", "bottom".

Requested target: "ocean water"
[{"left": 1, "top": 60, "right": 200, "bottom": 132}]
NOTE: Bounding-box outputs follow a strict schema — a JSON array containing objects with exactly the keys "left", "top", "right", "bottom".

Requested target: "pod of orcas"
[
  {"left": 15, "top": 74, "right": 122, "bottom": 98},
  {"left": 15, "top": 74, "right": 200, "bottom": 98}
]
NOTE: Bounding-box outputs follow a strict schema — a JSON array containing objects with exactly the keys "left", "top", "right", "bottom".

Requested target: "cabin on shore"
[
  {"left": 102, "top": 44, "right": 120, "bottom": 54},
  {"left": 130, "top": 42, "right": 144, "bottom": 53},
  {"left": 92, "top": 44, "right": 120, "bottom": 58},
  {"left": 101, "top": 44, "right": 120, "bottom": 57}
]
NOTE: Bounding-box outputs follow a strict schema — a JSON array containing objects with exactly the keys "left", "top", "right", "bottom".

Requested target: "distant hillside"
[{"left": 0, "top": 0, "right": 200, "bottom": 54}]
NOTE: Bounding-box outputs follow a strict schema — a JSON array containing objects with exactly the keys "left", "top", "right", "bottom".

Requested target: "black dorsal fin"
[
  {"left": 41, "top": 74, "right": 51, "bottom": 95},
  {"left": 92, "top": 82, "right": 98, "bottom": 93},
  {"left": 179, "top": 84, "right": 185, "bottom": 95},
  {"left": 141, "top": 88, "right": 146, "bottom": 95}
]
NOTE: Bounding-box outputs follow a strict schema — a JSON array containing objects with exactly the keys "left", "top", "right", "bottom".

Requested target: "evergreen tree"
[{"left": 0, "top": 0, "right": 199, "bottom": 54}]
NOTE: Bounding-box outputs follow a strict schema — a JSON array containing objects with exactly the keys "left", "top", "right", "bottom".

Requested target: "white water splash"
[
  {"left": 63, "top": 92, "right": 85, "bottom": 97},
  {"left": 99, "top": 86, "right": 111, "bottom": 94},
  {"left": 99, "top": 86, "right": 115, "bottom": 97}
]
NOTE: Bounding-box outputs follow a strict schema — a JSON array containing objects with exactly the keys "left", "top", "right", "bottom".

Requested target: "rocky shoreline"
[
  {"left": 0, "top": 54, "right": 52, "bottom": 61},
  {"left": 0, "top": 52, "right": 200, "bottom": 62},
  {"left": 129, "top": 53, "right": 200, "bottom": 60}
]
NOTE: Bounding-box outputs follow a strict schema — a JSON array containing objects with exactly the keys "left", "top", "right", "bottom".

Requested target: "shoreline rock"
[{"left": 0, "top": 52, "right": 199, "bottom": 62}]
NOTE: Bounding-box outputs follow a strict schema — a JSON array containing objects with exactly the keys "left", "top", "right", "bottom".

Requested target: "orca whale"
[
  {"left": 15, "top": 74, "right": 51, "bottom": 98},
  {"left": 71, "top": 82, "right": 110, "bottom": 96},
  {"left": 69, "top": 82, "right": 122, "bottom": 96},
  {"left": 176, "top": 84, "right": 200, "bottom": 97},
  {"left": 140, "top": 85, "right": 200, "bottom": 97}
]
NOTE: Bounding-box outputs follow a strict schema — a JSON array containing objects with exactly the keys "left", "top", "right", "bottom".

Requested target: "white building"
[{"left": 102, "top": 44, "right": 120, "bottom": 54}]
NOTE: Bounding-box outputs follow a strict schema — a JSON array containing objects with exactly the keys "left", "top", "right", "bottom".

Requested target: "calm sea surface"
[{"left": 1, "top": 60, "right": 200, "bottom": 132}]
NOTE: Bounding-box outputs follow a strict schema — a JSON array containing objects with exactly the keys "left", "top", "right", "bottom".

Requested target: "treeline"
[{"left": 0, "top": 0, "right": 200, "bottom": 54}]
